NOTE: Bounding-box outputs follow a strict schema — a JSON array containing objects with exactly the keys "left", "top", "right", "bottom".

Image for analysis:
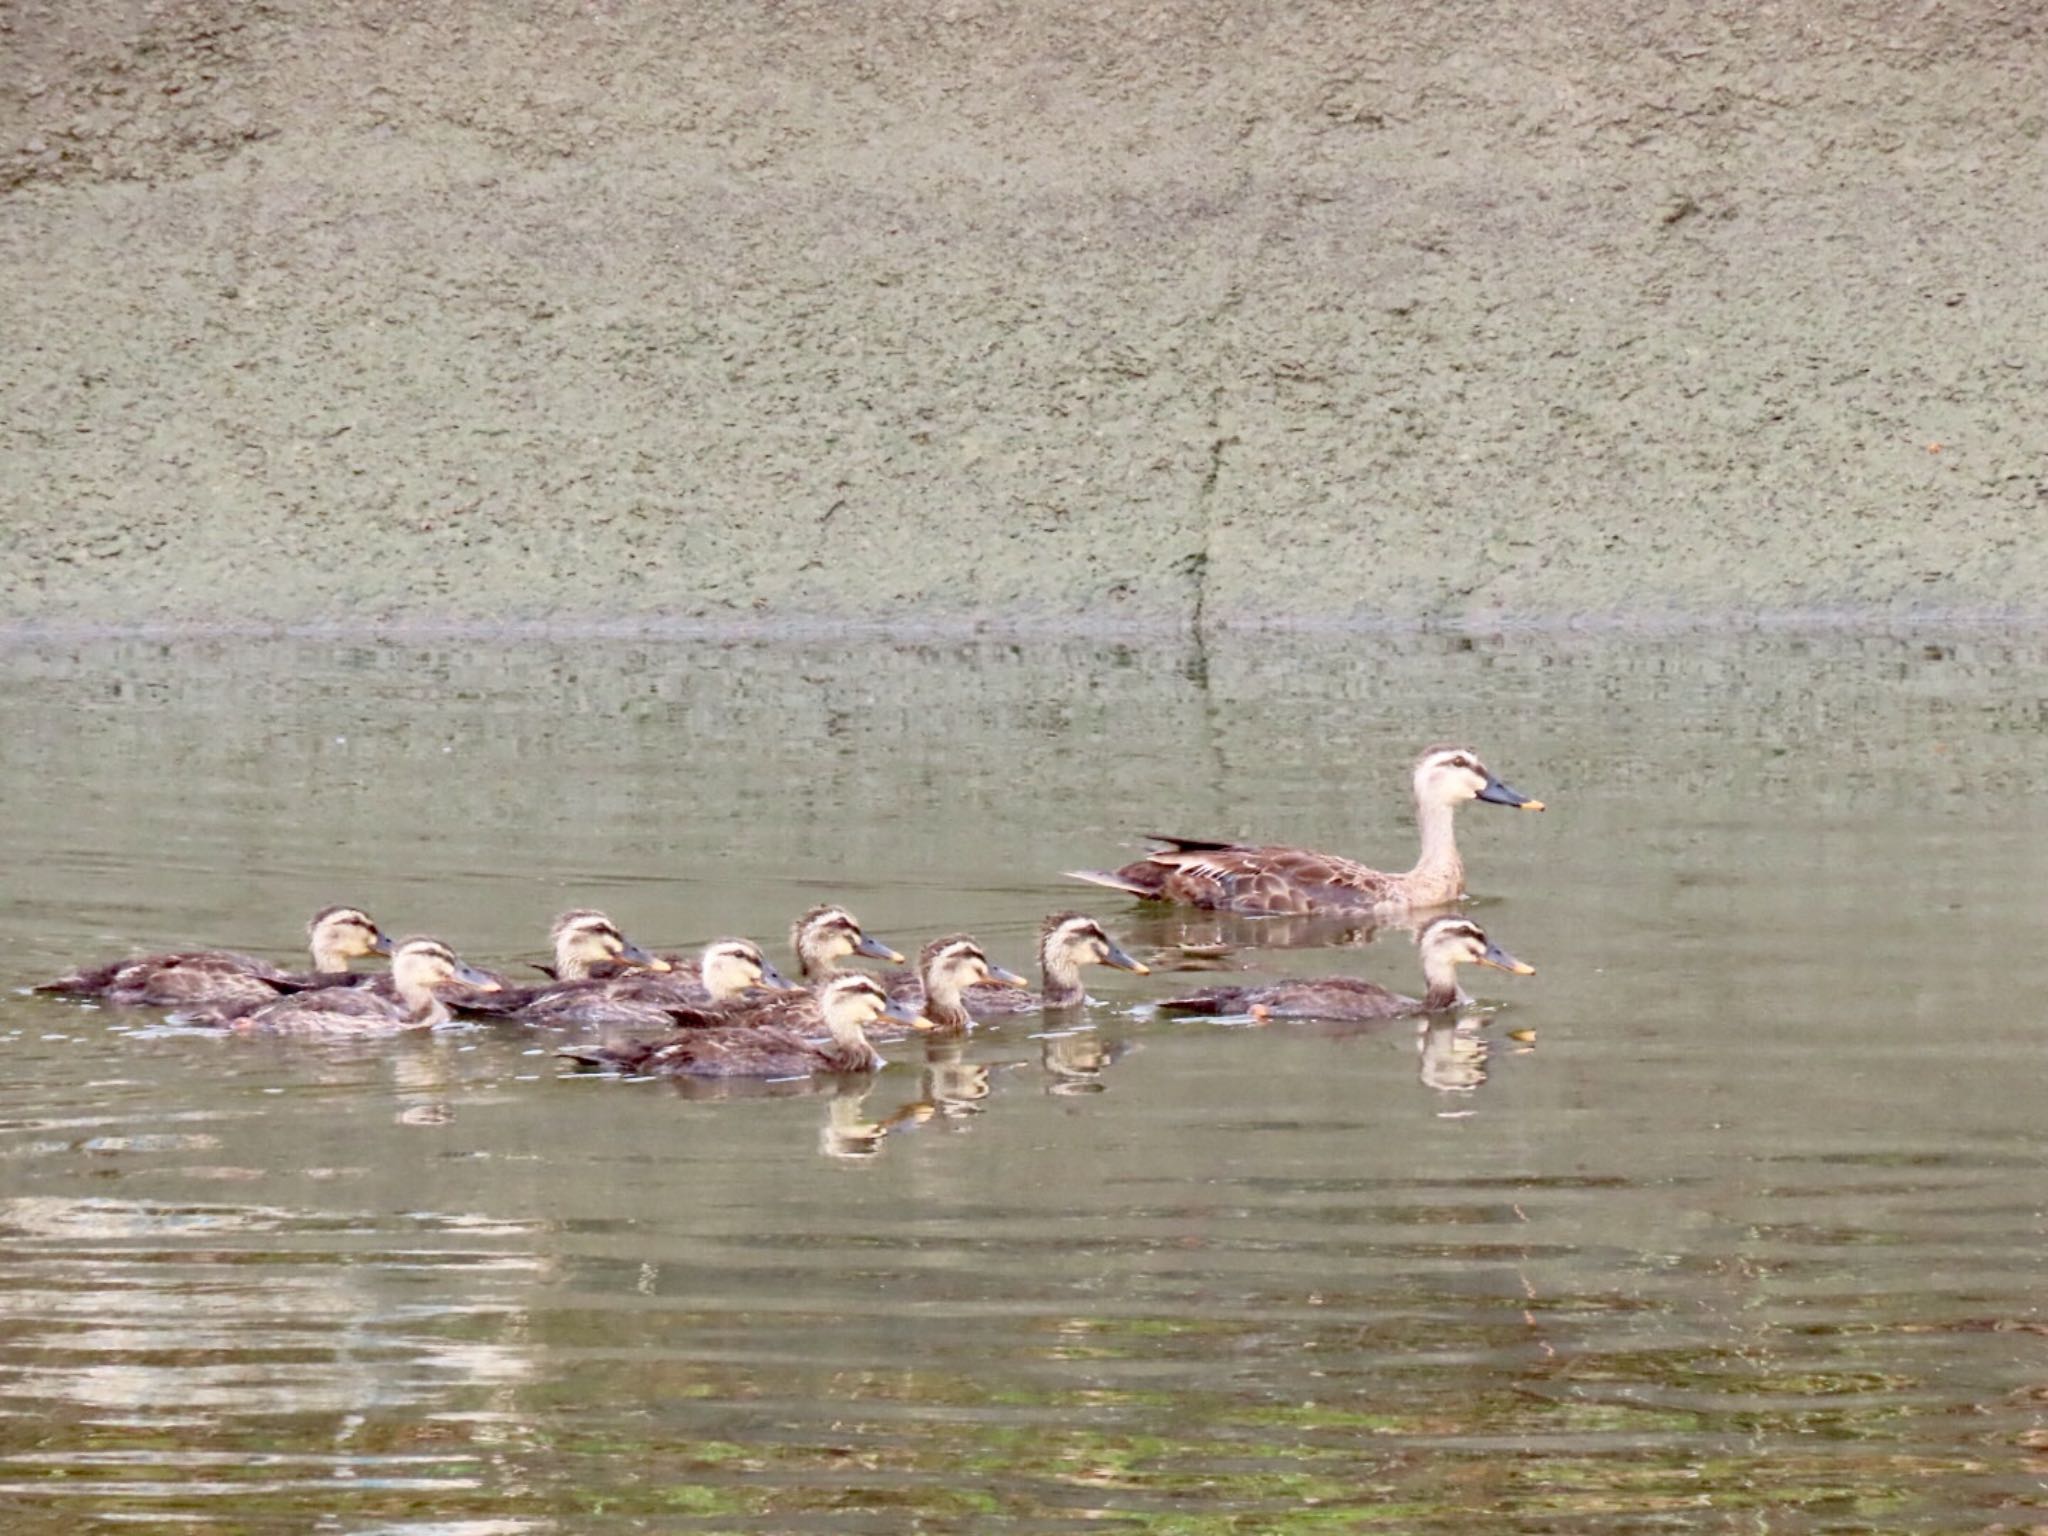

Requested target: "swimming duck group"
[{"left": 33, "top": 745, "right": 1544, "bottom": 1077}]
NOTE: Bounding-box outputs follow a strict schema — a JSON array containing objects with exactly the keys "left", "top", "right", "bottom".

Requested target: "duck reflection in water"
[
  {"left": 1112, "top": 907, "right": 1411, "bottom": 972},
  {"left": 1038, "top": 1027, "right": 1130, "bottom": 1095},
  {"left": 1418, "top": 1015, "right": 1491, "bottom": 1094},
  {"left": 811, "top": 1038, "right": 991, "bottom": 1159},
  {"left": 816, "top": 1084, "right": 935, "bottom": 1160},
  {"left": 914, "top": 1035, "right": 993, "bottom": 1118}
]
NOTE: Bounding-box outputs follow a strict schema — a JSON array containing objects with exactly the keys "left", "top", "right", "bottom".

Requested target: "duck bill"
[
  {"left": 1479, "top": 942, "right": 1535, "bottom": 976},
  {"left": 620, "top": 942, "right": 672, "bottom": 973},
  {"left": 1476, "top": 775, "right": 1545, "bottom": 811},
  {"left": 1102, "top": 941, "right": 1150, "bottom": 975},
  {"left": 758, "top": 962, "right": 801, "bottom": 992},
  {"left": 855, "top": 933, "right": 905, "bottom": 964},
  {"left": 369, "top": 932, "right": 396, "bottom": 957},
  {"left": 982, "top": 964, "right": 1030, "bottom": 989},
  {"left": 879, "top": 996, "right": 924, "bottom": 1027},
  {"left": 455, "top": 962, "right": 504, "bottom": 991}
]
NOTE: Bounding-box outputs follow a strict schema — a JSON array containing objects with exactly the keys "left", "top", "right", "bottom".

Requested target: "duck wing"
[
  {"left": 1160, "top": 975, "right": 1415, "bottom": 1020},
  {"left": 1142, "top": 844, "right": 1397, "bottom": 916},
  {"left": 267, "top": 970, "right": 382, "bottom": 994},
  {"left": 962, "top": 986, "right": 1041, "bottom": 1018},
  {"left": 675, "top": 991, "right": 822, "bottom": 1032},
  {"left": 40, "top": 948, "right": 296, "bottom": 1001},
  {"left": 591, "top": 971, "right": 723, "bottom": 1008},
  {"left": 106, "top": 952, "right": 291, "bottom": 1008},
  {"left": 185, "top": 973, "right": 400, "bottom": 1025},
  {"left": 520, "top": 992, "right": 692, "bottom": 1030},
  {"left": 1070, "top": 837, "right": 1398, "bottom": 915},
  {"left": 578, "top": 1023, "right": 822, "bottom": 1079},
  {"left": 220, "top": 987, "right": 415, "bottom": 1034},
  {"left": 557, "top": 1036, "right": 666, "bottom": 1073}
]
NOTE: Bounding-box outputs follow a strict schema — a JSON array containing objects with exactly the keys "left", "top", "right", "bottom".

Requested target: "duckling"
[
  {"left": 786, "top": 904, "right": 904, "bottom": 980},
  {"left": 182, "top": 937, "right": 501, "bottom": 1035},
  {"left": 650, "top": 906, "right": 906, "bottom": 1032},
  {"left": 884, "top": 935, "right": 1028, "bottom": 1033},
  {"left": 680, "top": 938, "right": 795, "bottom": 1002},
  {"left": 1067, "top": 746, "right": 1544, "bottom": 916},
  {"left": 559, "top": 974, "right": 917, "bottom": 1078},
  {"left": 451, "top": 910, "right": 670, "bottom": 1020},
  {"left": 35, "top": 905, "right": 395, "bottom": 1009},
  {"left": 966, "top": 913, "right": 1150, "bottom": 1017},
  {"left": 542, "top": 910, "right": 669, "bottom": 981},
  {"left": 1156, "top": 914, "right": 1534, "bottom": 1020},
  {"left": 500, "top": 938, "right": 795, "bottom": 1029}
]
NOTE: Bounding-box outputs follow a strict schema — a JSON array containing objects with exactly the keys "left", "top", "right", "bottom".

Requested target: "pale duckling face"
[
  {"left": 698, "top": 938, "right": 796, "bottom": 1002},
  {"left": 391, "top": 937, "right": 502, "bottom": 998},
  {"left": 919, "top": 935, "right": 1028, "bottom": 998},
  {"left": 816, "top": 973, "right": 921, "bottom": 1043},
  {"left": 549, "top": 909, "right": 670, "bottom": 980},
  {"left": 1418, "top": 915, "right": 1535, "bottom": 978},
  {"left": 791, "top": 905, "right": 904, "bottom": 978},
  {"left": 1039, "top": 913, "right": 1150, "bottom": 977},
  {"left": 307, "top": 905, "right": 394, "bottom": 968},
  {"left": 1414, "top": 746, "right": 1544, "bottom": 812}
]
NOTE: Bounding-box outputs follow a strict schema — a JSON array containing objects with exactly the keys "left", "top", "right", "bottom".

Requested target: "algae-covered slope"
[{"left": 3, "top": 1, "right": 2042, "bottom": 629}]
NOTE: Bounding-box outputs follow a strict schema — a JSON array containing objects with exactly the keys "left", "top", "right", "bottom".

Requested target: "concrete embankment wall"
[{"left": 2, "top": 1, "right": 2042, "bottom": 631}]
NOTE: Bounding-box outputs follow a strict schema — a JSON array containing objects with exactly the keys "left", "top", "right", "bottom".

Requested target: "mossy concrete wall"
[{"left": 3, "top": 1, "right": 2043, "bottom": 630}]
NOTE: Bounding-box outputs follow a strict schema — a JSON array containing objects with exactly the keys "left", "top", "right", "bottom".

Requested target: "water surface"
[{"left": 1, "top": 632, "right": 2043, "bottom": 1532}]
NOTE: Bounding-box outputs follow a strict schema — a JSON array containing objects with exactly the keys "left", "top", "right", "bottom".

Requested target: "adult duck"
[{"left": 1068, "top": 746, "right": 1542, "bottom": 916}]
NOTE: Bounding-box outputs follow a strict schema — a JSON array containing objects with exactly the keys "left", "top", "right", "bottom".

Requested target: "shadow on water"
[{"left": 1, "top": 632, "right": 2047, "bottom": 1529}]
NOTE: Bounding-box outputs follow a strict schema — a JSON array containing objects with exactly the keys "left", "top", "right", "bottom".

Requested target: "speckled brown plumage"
[
  {"left": 1068, "top": 748, "right": 1543, "bottom": 917},
  {"left": 36, "top": 906, "right": 394, "bottom": 1009}
]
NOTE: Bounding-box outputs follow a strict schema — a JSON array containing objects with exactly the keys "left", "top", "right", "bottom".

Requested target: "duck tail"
[
  {"left": 164, "top": 1006, "right": 233, "bottom": 1029},
  {"left": 1152, "top": 989, "right": 1241, "bottom": 1015},
  {"left": 1064, "top": 860, "right": 1172, "bottom": 899},
  {"left": 32, "top": 960, "right": 124, "bottom": 996},
  {"left": 556, "top": 1043, "right": 638, "bottom": 1072},
  {"left": 1141, "top": 834, "right": 1240, "bottom": 854},
  {"left": 448, "top": 987, "right": 534, "bottom": 1019}
]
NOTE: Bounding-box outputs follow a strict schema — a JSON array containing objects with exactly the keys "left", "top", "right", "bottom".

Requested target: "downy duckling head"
[
  {"left": 549, "top": 909, "right": 670, "bottom": 981},
  {"left": 1417, "top": 914, "right": 1533, "bottom": 1008},
  {"left": 698, "top": 938, "right": 797, "bottom": 1001},
  {"left": 817, "top": 972, "right": 920, "bottom": 1046},
  {"left": 1039, "top": 912, "right": 1150, "bottom": 978},
  {"left": 1414, "top": 745, "right": 1544, "bottom": 813},
  {"left": 791, "top": 904, "right": 904, "bottom": 979},
  {"left": 391, "top": 937, "right": 502, "bottom": 1001},
  {"left": 306, "top": 905, "right": 395, "bottom": 970},
  {"left": 919, "top": 934, "right": 1028, "bottom": 999}
]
